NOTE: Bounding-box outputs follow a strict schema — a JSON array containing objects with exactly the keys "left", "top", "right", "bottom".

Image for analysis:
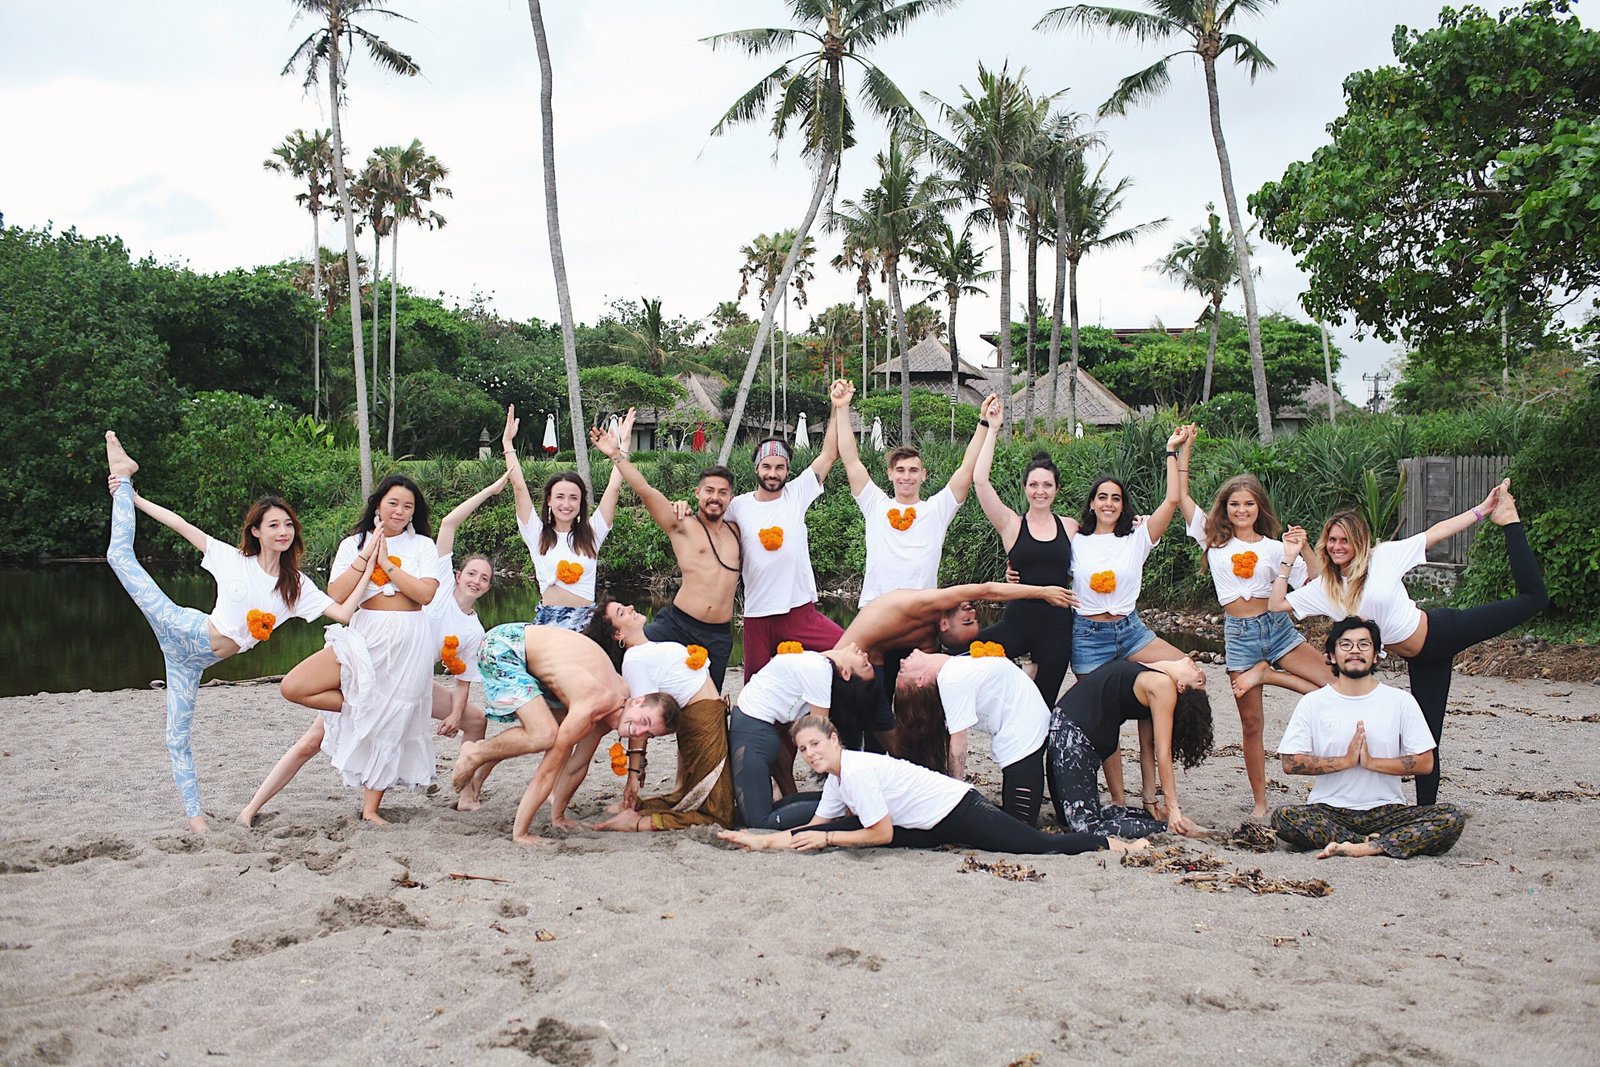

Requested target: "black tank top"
[
  {"left": 1008, "top": 514, "right": 1072, "bottom": 586},
  {"left": 1059, "top": 660, "right": 1153, "bottom": 761}
]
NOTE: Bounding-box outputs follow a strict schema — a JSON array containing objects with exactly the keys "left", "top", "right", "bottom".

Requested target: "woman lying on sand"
[{"left": 718, "top": 716, "right": 1148, "bottom": 856}]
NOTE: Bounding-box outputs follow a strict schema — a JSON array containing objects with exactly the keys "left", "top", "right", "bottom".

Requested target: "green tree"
[
  {"left": 1252, "top": 1, "right": 1600, "bottom": 353},
  {"left": 283, "top": 0, "right": 419, "bottom": 495},
  {"left": 908, "top": 219, "right": 992, "bottom": 409},
  {"left": 1039, "top": 0, "right": 1279, "bottom": 442},
  {"left": 263, "top": 127, "right": 334, "bottom": 420},
  {"left": 579, "top": 366, "right": 685, "bottom": 419},
  {"left": 831, "top": 209, "right": 884, "bottom": 402},
  {"left": 705, "top": 0, "right": 955, "bottom": 462},
  {"left": 1150, "top": 202, "right": 1245, "bottom": 401}
]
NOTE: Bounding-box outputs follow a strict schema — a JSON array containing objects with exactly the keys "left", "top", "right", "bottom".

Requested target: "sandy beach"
[{"left": 2, "top": 663, "right": 1597, "bottom": 1066}]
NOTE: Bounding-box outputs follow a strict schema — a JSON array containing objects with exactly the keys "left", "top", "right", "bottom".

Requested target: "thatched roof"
[
  {"left": 1276, "top": 379, "right": 1361, "bottom": 424},
  {"left": 870, "top": 335, "right": 989, "bottom": 380},
  {"left": 1011, "top": 365, "right": 1133, "bottom": 428}
]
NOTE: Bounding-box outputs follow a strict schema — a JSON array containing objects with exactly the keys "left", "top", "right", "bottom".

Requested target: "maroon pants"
[{"left": 741, "top": 602, "right": 844, "bottom": 680}]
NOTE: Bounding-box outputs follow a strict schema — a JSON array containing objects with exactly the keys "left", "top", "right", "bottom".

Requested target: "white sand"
[{"left": 2, "top": 665, "right": 1597, "bottom": 1065}]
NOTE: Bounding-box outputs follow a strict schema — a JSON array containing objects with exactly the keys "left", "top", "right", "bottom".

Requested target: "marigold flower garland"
[
  {"left": 440, "top": 635, "right": 466, "bottom": 675},
  {"left": 556, "top": 560, "right": 585, "bottom": 584},
  {"left": 369, "top": 555, "right": 404, "bottom": 587},
  {"left": 1230, "top": 551, "right": 1258, "bottom": 579},
  {"left": 246, "top": 609, "right": 276, "bottom": 642},
  {"left": 758, "top": 526, "right": 784, "bottom": 551},
  {"left": 684, "top": 644, "right": 709, "bottom": 671},
  {"left": 969, "top": 640, "right": 1007, "bottom": 658},
  {"left": 887, "top": 506, "right": 917, "bottom": 531},
  {"left": 609, "top": 741, "right": 628, "bottom": 776},
  {"left": 1089, "top": 570, "right": 1117, "bottom": 594},
  {"left": 776, "top": 641, "right": 803, "bottom": 655}
]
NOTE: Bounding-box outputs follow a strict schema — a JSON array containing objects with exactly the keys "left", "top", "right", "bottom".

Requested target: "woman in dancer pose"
[
  {"left": 503, "top": 405, "right": 633, "bottom": 631},
  {"left": 719, "top": 716, "right": 1146, "bottom": 856},
  {"left": 1271, "top": 478, "right": 1548, "bottom": 806},
  {"left": 102, "top": 432, "right": 368, "bottom": 832},
  {"left": 240, "top": 474, "right": 509, "bottom": 823},
  {"left": 1177, "top": 432, "right": 1331, "bottom": 818}
]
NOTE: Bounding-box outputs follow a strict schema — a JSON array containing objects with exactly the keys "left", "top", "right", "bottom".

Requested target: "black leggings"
[
  {"left": 795, "top": 791, "right": 1106, "bottom": 855},
  {"left": 978, "top": 601, "right": 1074, "bottom": 704},
  {"left": 1406, "top": 522, "right": 1548, "bottom": 806},
  {"left": 1000, "top": 742, "right": 1048, "bottom": 826}
]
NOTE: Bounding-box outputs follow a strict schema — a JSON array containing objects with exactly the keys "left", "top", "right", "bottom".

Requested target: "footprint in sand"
[
  {"left": 22, "top": 838, "right": 139, "bottom": 868},
  {"left": 497, "top": 1018, "right": 600, "bottom": 1066},
  {"left": 824, "top": 946, "right": 885, "bottom": 972}
]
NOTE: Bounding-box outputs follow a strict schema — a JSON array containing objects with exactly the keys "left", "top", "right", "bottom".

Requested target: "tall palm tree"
[
  {"left": 527, "top": 0, "right": 590, "bottom": 483},
  {"left": 264, "top": 128, "right": 334, "bottom": 421},
  {"left": 1151, "top": 203, "right": 1244, "bottom": 402},
  {"left": 921, "top": 63, "right": 1049, "bottom": 440},
  {"left": 737, "top": 231, "right": 786, "bottom": 430},
  {"left": 350, "top": 154, "right": 390, "bottom": 423},
  {"left": 1038, "top": 0, "right": 1279, "bottom": 441},
  {"left": 833, "top": 134, "right": 945, "bottom": 442},
  {"left": 283, "top": 0, "right": 419, "bottom": 496},
  {"left": 908, "top": 219, "right": 993, "bottom": 408},
  {"left": 1055, "top": 154, "right": 1167, "bottom": 433},
  {"left": 779, "top": 231, "right": 817, "bottom": 431},
  {"left": 832, "top": 217, "right": 882, "bottom": 404},
  {"left": 1037, "top": 111, "right": 1104, "bottom": 432},
  {"left": 704, "top": 0, "right": 956, "bottom": 464},
  {"left": 376, "top": 138, "right": 450, "bottom": 453}
]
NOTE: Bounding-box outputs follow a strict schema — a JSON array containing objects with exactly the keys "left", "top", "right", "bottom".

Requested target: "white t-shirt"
[
  {"left": 622, "top": 641, "right": 711, "bottom": 709},
  {"left": 736, "top": 650, "right": 833, "bottom": 724},
  {"left": 1071, "top": 525, "right": 1156, "bottom": 616},
  {"left": 727, "top": 468, "right": 824, "bottom": 618},
  {"left": 937, "top": 656, "right": 1050, "bottom": 768},
  {"left": 331, "top": 530, "right": 439, "bottom": 605},
  {"left": 424, "top": 554, "right": 485, "bottom": 684},
  {"left": 1276, "top": 683, "right": 1436, "bottom": 809},
  {"left": 856, "top": 483, "right": 960, "bottom": 606},
  {"left": 816, "top": 750, "right": 972, "bottom": 830},
  {"left": 202, "top": 538, "right": 333, "bottom": 653},
  {"left": 1186, "top": 511, "right": 1308, "bottom": 607},
  {"left": 517, "top": 511, "right": 611, "bottom": 603},
  {"left": 1285, "top": 534, "right": 1427, "bottom": 646}
]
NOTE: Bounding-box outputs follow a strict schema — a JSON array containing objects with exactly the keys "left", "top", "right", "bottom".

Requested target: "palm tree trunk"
[
  {"left": 889, "top": 254, "right": 912, "bottom": 444},
  {"left": 768, "top": 305, "right": 776, "bottom": 432},
  {"left": 528, "top": 0, "right": 590, "bottom": 483},
  {"left": 311, "top": 208, "right": 322, "bottom": 423},
  {"left": 326, "top": 33, "right": 372, "bottom": 496},
  {"left": 995, "top": 208, "right": 1014, "bottom": 441},
  {"left": 948, "top": 285, "right": 960, "bottom": 412},
  {"left": 371, "top": 227, "right": 381, "bottom": 424},
  {"left": 1068, "top": 253, "right": 1081, "bottom": 436},
  {"left": 1047, "top": 184, "right": 1068, "bottom": 434},
  {"left": 387, "top": 223, "right": 399, "bottom": 455},
  {"left": 1203, "top": 299, "right": 1221, "bottom": 402},
  {"left": 781, "top": 295, "right": 789, "bottom": 431},
  {"left": 1024, "top": 215, "right": 1039, "bottom": 434},
  {"left": 1319, "top": 320, "right": 1336, "bottom": 423},
  {"left": 859, "top": 280, "right": 869, "bottom": 412},
  {"left": 717, "top": 143, "right": 837, "bottom": 466},
  {"left": 1203, "top": 56, "right": 1272, "bottom": 444}
]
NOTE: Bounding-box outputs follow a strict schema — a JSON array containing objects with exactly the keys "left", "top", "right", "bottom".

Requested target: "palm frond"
[
  {"left": 854, "top": 0, "right": 963, "bottom": 47},
  {"left": 853, "top": 59, "right": 917, "bottom": 126},
  {"left": 709, "top": 61, "right": 796, "bottom": 137},
  {"left": 1219, "top": 33, "right": 1276, "bottom": 78},
  {"left": 1035, "top": 4, "right": 1183, "bottom": 44},
  {"left": 354, "top": 26, "right": 419, "bottom": 77},
  {"left": 1098, "top": 55, "right": 1178, "bottom": 117},
  {"left": 701, "top": 26, "right": 806, "bottom": 56}
]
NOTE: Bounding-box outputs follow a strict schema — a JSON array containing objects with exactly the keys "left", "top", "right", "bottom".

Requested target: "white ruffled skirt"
[{"left": 321, "top": 609, "right": 436, "bottom": 791}]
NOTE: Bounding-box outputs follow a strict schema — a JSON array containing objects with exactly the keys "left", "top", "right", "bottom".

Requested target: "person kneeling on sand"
[
  {"left": 719, "top": 716, "right": 1146, "bottom": 857},
  {"left": 580, "top": 600, "right": 734, "bottom": 832},
  {"left": 1272, "top": 618, "right": 1466, "bottom": 860},
  {"left": 458, "top": 623, "right": 679, "bottom": 844}
]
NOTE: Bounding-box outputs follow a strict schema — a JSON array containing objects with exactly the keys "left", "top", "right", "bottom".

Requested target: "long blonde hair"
[
  {"left": 1316, "top": 510, "right": 1374, "bottom": 617},
  {"left": 1199, "top": 474, "right": 1282, "bottom": 574}
]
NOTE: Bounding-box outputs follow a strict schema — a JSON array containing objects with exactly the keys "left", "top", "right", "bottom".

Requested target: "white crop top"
[
  {"left": 331, "top": 530, "right": 439, "bottom": 605},
  {"left": 1285, "top": 534, "right": 1428, "bottom": 646},
  {"left": 621, "top": 641, "right": 712, "bottom": 708},
  {"left": 202, "top": 537, "right": 333, "bottom": 652},
  {"left": 517, "top": 511, "right": 611, "bottom": 603},
  {"left": 1186, "top": 510, "right": 1308, "bottom": 607},
  {"left": 1071, "top": 525, "right": 1156, "bottom": 616},
  {"left": 424, "top": 554, "right": 486, "bottom": 684}
]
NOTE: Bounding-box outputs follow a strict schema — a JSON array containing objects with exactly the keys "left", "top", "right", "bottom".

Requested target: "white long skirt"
[{"left": 321, "top": 609, "right": 435, "bottom": 791}]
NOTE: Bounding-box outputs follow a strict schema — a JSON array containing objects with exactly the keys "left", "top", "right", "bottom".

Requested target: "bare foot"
[
  {"left": 513, "top": 833, "right": 551, "bottom": 847},
  {"left": 717, "top": 828, "right": 792, "bottom": 851},
  {"left": 105, "top": 431, "right": 139, "bottom": 478},
  {"left": 1230, "top": 661, "right": 1268, "bottom": 698},
  {"left": 451, "top": 740, "right": 481, "bottom": 792},
  {"left": 454, "top": 786, "right": 482, "bottom": 813},
  {"left": 1108, "top": 837, "right": 1149, "bottom": 855},
  {"left": 549, "top": 815, "right": 584, "bottom": 833},
  {"left": 361, "top": 811, "right": 390, "bottom": 826},
  {"left": 1490, "top": 480, "right": 1520, "bottom": 525},
  {"left": 1248, "top": 802, "right": 1269, "bottom": 821},
  {"left": 1317, "top": 840, "right": 1383, "bottom": 859},
  {"left": 187, "top": 814, "right": 209, "bottom": 834}
]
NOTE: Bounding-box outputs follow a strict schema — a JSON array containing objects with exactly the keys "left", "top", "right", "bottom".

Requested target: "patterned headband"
[{"left": 753, "top": 440, "right": 792, "bottom": 465}]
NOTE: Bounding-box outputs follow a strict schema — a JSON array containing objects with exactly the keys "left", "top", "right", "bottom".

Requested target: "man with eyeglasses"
[{"left": 1272, "top": 617, "right": 1466, "bottom": 859}]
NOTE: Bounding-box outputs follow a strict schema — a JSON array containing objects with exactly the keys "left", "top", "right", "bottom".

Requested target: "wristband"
[
  {"left": 1472, "top": 506, "right": 1485, "bottom": 523},
  {"left": 978, "top": 419, "right": 990, "bottom": 428},
  {"left": 1165, "top": 449, "right": 1179, "bottom": 457}
]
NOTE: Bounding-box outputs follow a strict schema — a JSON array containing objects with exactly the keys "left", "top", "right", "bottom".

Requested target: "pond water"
[{"left": 0, "top": 566, "right": 1217, "bottom": 697}]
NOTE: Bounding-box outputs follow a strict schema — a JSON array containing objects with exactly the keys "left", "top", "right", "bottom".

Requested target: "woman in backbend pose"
[
  {"left": 101, "top": 432, "right": 368, "bottom": 832},
  {"left": 969, "top": 395, "right": 1076, "bottom": 705},
  {"left": 1177, "top": 432, "right": 1331, "bottom": 818},
  {"left": 719, "top": 716, "right": 1146, "bottom": 856},
  {"left": 503, "top": 405, "right": 633, "bottom": 631},
  {"left": 1271, "top": 478, "right": 1547, "bottom": 806},
  {"left": 241, "top": 473, "right": 507, "bottom": 823}
]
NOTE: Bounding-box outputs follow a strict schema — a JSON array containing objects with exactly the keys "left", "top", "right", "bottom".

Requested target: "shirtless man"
[
  {"left": 454, "top": 623, "right": 679, "bottom": 844},
  {"left": 589, "top": 426, "right": 742, "bottom": 690}
]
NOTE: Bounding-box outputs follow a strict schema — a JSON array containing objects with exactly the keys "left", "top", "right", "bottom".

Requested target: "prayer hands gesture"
[
  {"left": 1344, "top": 721, "right": 1367, "bottom": 770},
  {"left": 501, "top": 405, "right": 520, "bottom": 452}
]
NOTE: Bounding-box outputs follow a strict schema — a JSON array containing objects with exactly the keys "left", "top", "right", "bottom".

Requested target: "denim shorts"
[
  {"left": 1072, "top": 612, "right": 1158, "bottom": 675},
  {"left": 478, "top": 623, "right": 564, "bottom": 722},
  {"left": 1222, "top": 611, "right": 1305, "bottom": 672}
]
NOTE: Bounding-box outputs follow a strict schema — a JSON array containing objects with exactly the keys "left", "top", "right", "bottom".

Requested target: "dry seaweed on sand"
[
  {"left": 1494, "top": 785, "right": 1600, "bottom": 802},
  {"left": 958, "top": 855, "right": 1045, "bottom": 882},
  {"left": 1223, "top": 867, "right": 1332, "bottom": 897},
  {"left": 1223, "top": 822, "right": 1279, "bottom": 853},
  {"left": 1119, "top": 844, "right": 1226, "bottom": 873}
]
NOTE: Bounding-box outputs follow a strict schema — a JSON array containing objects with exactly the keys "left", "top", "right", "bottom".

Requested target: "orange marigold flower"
[
  {"left": 969, "top": 640, "right": 1007, "bottom": 659},
  {"left": 887, "top": 506, "right": 918, "bottom": 531},
  {"left": 369, "top": 555, "right": 404, "bottom": 587},
  {"left": 443, "top": 656, "right": 467, "bottom": 676},
  {"left": 685, "top": 644, "right": 709, "bottom": 671},
  {"left": 246, "top": 609, "right": 277, "bottom": 641},
  {"left": 1089, "top": 570, "right": 1117, "bottom": 595},
  {"left": 776, "top": 641, "right": 804, "bottom": 655},
  {"left": 443, "top": 635, "right": 460, "bottom": 651},
  {"left": 758, "top": 526, "right": 784, "bottom": 551},
  {"left": 609, "top": 741, "right": 628, "bottom": 776},
  {"left": 1231, "top": 551, "right": 1259, "bottom": 579},
  {"left": 556, "top": 560, "right": 585, "bottom": 584}
]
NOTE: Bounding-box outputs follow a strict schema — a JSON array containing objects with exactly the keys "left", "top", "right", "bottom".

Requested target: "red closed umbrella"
[{"left": 691, "top": 423, "right": 706, "bottom": 452}]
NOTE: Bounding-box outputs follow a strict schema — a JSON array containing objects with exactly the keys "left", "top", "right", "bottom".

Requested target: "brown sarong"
[{"left": 637, "top": 698, "right": 733, "bottom": 830}]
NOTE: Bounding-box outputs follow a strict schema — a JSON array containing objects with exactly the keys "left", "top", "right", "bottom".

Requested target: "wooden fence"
[{"left": 1397, "top": 455, "right": 1511, "bottom": 565}]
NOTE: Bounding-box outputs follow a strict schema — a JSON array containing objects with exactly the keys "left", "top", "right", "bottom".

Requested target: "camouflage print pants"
[
  {"left": 1271, "top": 802, "right": 1466, "bottom": 858},
  {"left": 1048, "top": 718, "right": 1166, "bottom": 839}
]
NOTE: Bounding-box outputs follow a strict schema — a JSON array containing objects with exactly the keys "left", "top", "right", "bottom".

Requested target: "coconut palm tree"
[
  {"left": 1037, "top": 111, "right": 1105, "bottom": 432},
  {"left": 779, "top": 231, "right": 817, "bottom": 430},
  {"left": 704, "top": 0, "right": 956, "bottom": 464},
  {"left": 907, "top": 219, "right": 993, "bottom": 408},
  {"left": 350, "top": 155, "right": 390, "bottom": 424},
  {"left": 1037, "top": 0, "right": 1279, "bottom": 441},
  {"left": 832, "top": 218, "right": 883, "bottom": 404},
  {"left": 1055, "top": 154, "right": 1167, "bottom": 433},
  {"left": 283, "top": 0, "right": 419, "bottom": 496},
  {"left": 264, "top": 128, "right": 334, "bottom": 421},
  {"left": 921, "top": 63, "right": 1050, "bottom": 440},
  {"left": 527, "top": 0, "right": 590, "bottom": 483},
  {"left": 1151, "top": 203, "right": 1244, "bottom": 402},
  {"left": 376, "top": 138, "right": 450, "bottom": 453},
  {"left": 737, "top": 231, "right": 787, "bottom": 431}
]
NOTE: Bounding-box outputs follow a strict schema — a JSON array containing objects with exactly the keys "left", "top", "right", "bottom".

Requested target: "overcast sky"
[{"left": 3, "top": 1, "right": 1459, "bottom": 404}]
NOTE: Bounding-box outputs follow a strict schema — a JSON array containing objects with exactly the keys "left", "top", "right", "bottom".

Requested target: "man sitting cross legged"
[
  {"left": 458, "top": 622, "right": 679, "bottom": 845},
  {"left": 1273, "top": 617, "right": 1467, "bottom": 860}
]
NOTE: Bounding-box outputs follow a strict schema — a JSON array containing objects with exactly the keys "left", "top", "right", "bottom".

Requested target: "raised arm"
[
  {"left": 1268, "top": 528, "right": 1306, "bottom": 614},
  {"left": 1144, "top": 424, "right": 1189, "bottom": 543},
  {"left": 1424, "top": 479, "right": 1502, "bottom": 549},
  {"left": 1176, "top": 424, "right": 1200, "bottom": 524},
  {"left": 809, "top": 389, "right": 843, "bottom": 483},
  {"left": 958, "top": 580, "right": 1077, "bottom": 612},
  {"left": 832, "top": 380, "right": 871, "bottom": 494},
  {"left": 972, "top": 396, "right": 1021, "bottom": 546},
  {"left": 944, "top": 398, "right": 990, "bottom": 504},
  {"left": 436, "top": 470, "right": 511, "bottom": 557},
  {"left": 322, "top": 549, "right": 380, "bottom": 624},
  {"left": 501, "top": 406, "right": 536, "bottom": 526},
  {"left": 594, "top": 408, "right": 637, "bottom": 525},
  {"left": 589, "top": 425, "right": 683, "bottom": 532},
  {"left": 113, "top": 477, "right": 209, "bottom": 553}
]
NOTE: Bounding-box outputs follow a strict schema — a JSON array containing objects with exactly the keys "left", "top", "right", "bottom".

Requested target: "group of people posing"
[{"left": 105, "top": 376, "right": 1548, "bottom": 862}]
